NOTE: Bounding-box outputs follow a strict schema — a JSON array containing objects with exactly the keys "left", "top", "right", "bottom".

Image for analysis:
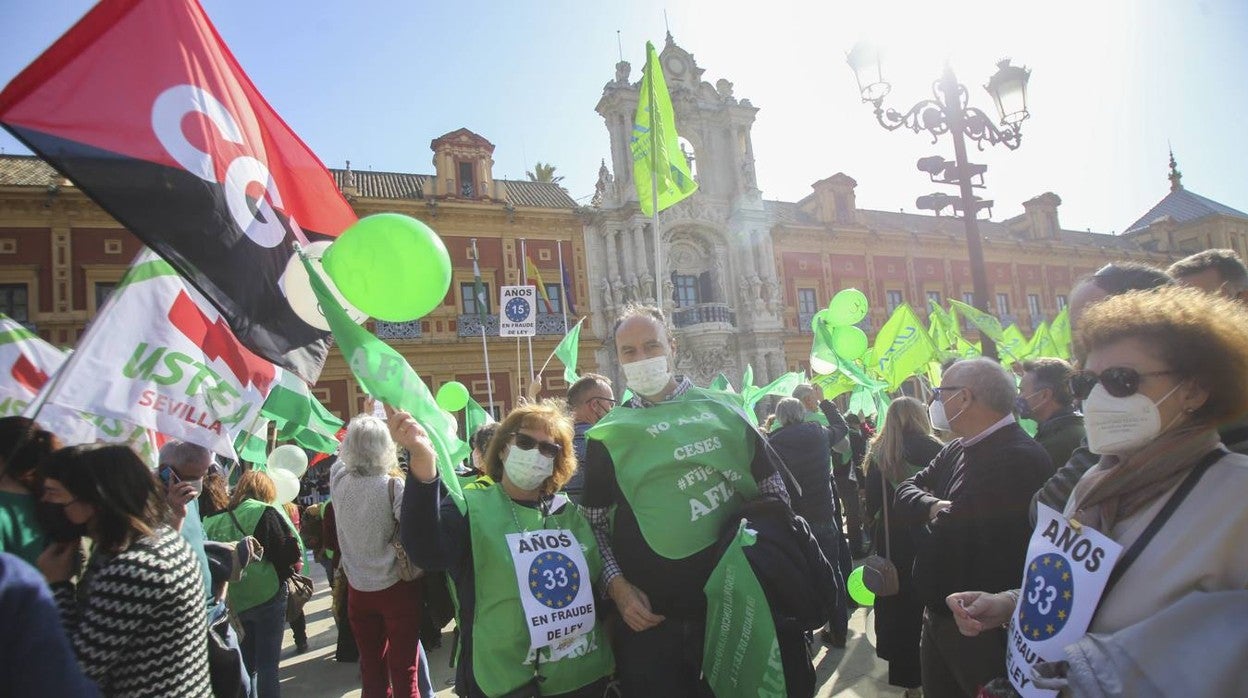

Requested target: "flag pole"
[
  {"left": 471, "top": 238, "right": 495, "bottom": 410},
  {"left": 649, "top": 64, "right": 663, "bottom": 307},
  {"left": 481, "top": 326, "right": 494, "bottom": 410},
  {"left": 557, "top": 240, "right": 569, "bottom": 333},
  {"left": 520, "top": 238, "right": 536, "bottom": 394}
]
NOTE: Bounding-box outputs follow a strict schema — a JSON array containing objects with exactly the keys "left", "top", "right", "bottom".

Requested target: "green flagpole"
[{"left": 650, "top": 60, "right": 663, "bottom": 306}]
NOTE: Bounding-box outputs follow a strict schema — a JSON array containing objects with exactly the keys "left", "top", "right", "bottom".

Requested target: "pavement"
[{"left": 278, "top": 564, "right": 908, "bottom": 697}]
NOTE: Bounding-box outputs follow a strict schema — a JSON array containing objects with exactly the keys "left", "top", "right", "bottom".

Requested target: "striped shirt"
[{"left": 53, "top": 526, "right": 211, "bottom": 697}]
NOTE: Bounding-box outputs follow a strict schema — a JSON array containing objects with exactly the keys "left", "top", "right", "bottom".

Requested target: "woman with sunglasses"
[
  {"left": 392, "top": 401, "right": 614, "bottom": 698},
  {"left": 947, "top": 286, "right": 1248, "bottom": 696}
]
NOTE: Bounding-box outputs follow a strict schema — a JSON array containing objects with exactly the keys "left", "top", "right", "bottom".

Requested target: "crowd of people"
[{"left": 1, "top": 247, "right": 1247, "bottom": 697}]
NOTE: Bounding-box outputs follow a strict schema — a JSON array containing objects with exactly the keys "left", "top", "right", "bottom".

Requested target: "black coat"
[
  {"left": 863, "top": 431, "right": 943, "bottom": 667},
  {"left": 894, "top": 422, "right": 1055, "bottom": 614},
  {"left": 768, "top": 421, "right": 835, "bottom": 527}
]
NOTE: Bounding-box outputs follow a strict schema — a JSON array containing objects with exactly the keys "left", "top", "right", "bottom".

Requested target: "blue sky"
[{"left": 2, "top": 0, "right": 1246, "bottom": 236}]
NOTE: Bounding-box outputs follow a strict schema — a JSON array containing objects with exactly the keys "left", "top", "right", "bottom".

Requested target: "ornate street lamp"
[{"left": 847, "top": 43, "right": 1031, "bottom": 360}]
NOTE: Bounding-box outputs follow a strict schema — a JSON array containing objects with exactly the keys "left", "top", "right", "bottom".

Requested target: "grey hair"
[
  {"left": 159, "top": 440, "right": 211, "bottom": 468},
  {"left": 340, "top": 415, "right": 398, "bottom": 477},
  {"left": 792, "top": 384, "right": 817, "bottom": 401},
  {"left": 948, "top": 358, "right": 1016, "bottom": 414},
  {"left": 775, "top": 398, "right": 808, "bottom": 428}
]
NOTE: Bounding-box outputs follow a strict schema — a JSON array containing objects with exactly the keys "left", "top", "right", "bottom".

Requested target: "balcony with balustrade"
[{"left": 672, "top": 303, "right": 736, "bottom": 329}]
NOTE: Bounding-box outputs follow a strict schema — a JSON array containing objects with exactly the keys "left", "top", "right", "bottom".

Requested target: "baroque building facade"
[
  {"left": 584, "top": 34, "right": 1248, "bottom": 388},
  {"left": 0, "top": 128, "right": 592, "bottom": 419},
  {"left": 2, "top": 35, "right": 1246, "bottom": 418}
]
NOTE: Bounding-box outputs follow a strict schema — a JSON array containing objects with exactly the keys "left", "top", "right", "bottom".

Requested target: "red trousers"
[{"left": 347, "top": 578, "right": 423, "bottom": 698}]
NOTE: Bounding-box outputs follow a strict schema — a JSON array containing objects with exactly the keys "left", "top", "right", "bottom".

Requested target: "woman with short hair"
[
  {"left": 862, "top": 397, "right": 943, "bottom": 698},
  {"left": 949, "top": 286, "right": 1248, "bottom": 695},
  {"left": 204, "top": 469, "right": 301, "bottom": 697},
  {"left": 396, "top": 402, "right": 614, "bottom": 697},
  {"left": 330, "top": 414, "right": 424, "bottom": 697},
  {"left": 37, "top": 444, "right": 211, "bottom": 697}
]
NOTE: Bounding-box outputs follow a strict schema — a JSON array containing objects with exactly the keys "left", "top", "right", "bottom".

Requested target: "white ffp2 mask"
[
  {"left": 1083, "top": 383, "right": 1182, "bottom": 455},
  {"left": 503, "top": 445, "right": 554, "bottom": 491}
]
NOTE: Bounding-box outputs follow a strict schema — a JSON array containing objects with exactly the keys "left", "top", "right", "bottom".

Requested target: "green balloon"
[
  {"left": 435, "top": 381, "right": 470, "bottom": 412},
  {"left": 847, "top": 566, "right": 876, "bottom": 606},
  {"left": 827, "top": 288, "right": 869, "bottom": 326},
  {"left": 323, "top": 214, "right": 451, "bottom": 322},
  {"left": 832, "top": 326, "right": 869, "bottom": 361}
]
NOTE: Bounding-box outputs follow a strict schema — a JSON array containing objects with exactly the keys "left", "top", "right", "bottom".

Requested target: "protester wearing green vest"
[
  {"left": 204, "top": 470, "right": 302, "bottom": 698},
  {"left": 393, "top": 401, "right": 614, "bottom": 697},
  {"left": 581, "top": 304, "right": 791, "bottom": 697},
  {"left": 0, "top": 417, "right": 55, "bottom": 566}
]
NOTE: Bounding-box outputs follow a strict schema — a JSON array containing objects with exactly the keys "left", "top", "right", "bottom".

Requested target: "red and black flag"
[{"left": 0, "top": 0, "right": 356, "bottom": 383}]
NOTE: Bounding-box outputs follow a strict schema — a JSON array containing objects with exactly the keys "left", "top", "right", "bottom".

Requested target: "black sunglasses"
[
  {"left": 510, "top": 432, "right": 562, "bottom": 459},
  {"left": 1069, "top": 367, "right": 1176, "bottom": 400}
]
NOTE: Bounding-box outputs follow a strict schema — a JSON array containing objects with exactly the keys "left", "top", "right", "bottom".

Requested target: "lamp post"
[{"left": 847, "top": 44, "right": 1030, "bottom": 361}]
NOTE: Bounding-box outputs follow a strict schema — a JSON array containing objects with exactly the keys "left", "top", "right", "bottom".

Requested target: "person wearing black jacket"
[
  {"left": 894, "top": 359, "right": 1054, "bottom": 698},
  {"left": 768, "top": 397, "right": 849, "bottom": 645},
  {"left": 862, "top": 397, "right": 943, "bottom": 697}
]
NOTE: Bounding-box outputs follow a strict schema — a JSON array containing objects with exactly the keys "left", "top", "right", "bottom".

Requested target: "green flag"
[
  {"left": 709, "top": 373, "right": 734, "bottom": 392},
  {"left": 927, "top": 299, "right": 956, "bottom": 350},
  {"left": 1050, "top": 307, "right": 1072, "bottom": 359},
  {"left": 299, "top": 251, "right": 469, "bottom": 510},
  {"left": 871, "top": 303, "right": 938, "bottom": 391},
  {"left": 261, "top": 370, "right": 344, "bottom": 454},
  {"left": 234, "top": 414, "right": 271, "bottom": 466},
  {"left": 553, "top": 318, "right": 584, "bottom": 383},
  {"left": 812, "top": 371, "right": 856, "bottom": 400},
  {"left": 948, "top": 298, "right": 1005, "bottom": 345},
  {"left": 471, "top": 239, "right": 488, "bottom": 322},
  {"left": 1025, "top": 321, "right": 1063, "bottom": 360},
  {"left": 703, "top": 520, "right": 787, "bottom": 698},
  {"left": 955, "top": 335, "right": 983, "bottom": 358},
  {"left": 999, "top": 324, "right": 1028, "bottom": 363},
  {"left": 465, "top": 397, "right": 495, "bottom": 443},
  {"left": 632, "top": 41, "right": 698, "bottom": 216},
  {"left": 739, "top": 368, "right": 805, "bottom": 426}
]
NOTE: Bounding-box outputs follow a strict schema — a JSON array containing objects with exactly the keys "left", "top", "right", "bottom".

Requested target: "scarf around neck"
[{"left": 1069, "top": 425, "right": 1221, "bottom": 533}]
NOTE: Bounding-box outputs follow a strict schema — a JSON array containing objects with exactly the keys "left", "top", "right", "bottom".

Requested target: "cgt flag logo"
[{"left": 0, "top": 0, "right": 358, "bottom": 383}]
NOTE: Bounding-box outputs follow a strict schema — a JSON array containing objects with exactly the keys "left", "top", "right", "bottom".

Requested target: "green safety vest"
[
  {"left": 465, "top": 485, "right": 613, "bottom": 696},
  {"left": 203, "top": 498, "right": 302, "bottom": 613},
  {"left": 587, "top": 387, "right": 758, "bottom": 560}
]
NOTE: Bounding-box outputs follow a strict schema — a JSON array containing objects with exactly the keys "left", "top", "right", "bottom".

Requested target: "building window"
[
  {"left": 886, "top": 290, "right": 904, "bottom": 314},
  {"left": 926, "top": 290, "right": 942, "bottom": 307},
  {"left": 1056, "top": 294, "right": 1068, "bottom": 310},
  {"left": 1027, "top": 294, "right": 1041, "bottom": 319},
  {"left": 0, "top": 284, "right": 28, "bottom": 323},
  {"left": 673, "top": 275, "right": 700, "bottom": 308},
  {"left": 542, "top": 284, "right": 563, "bottom": 314},
  {"left": 95, "top": 282, "right": 117, "bottom": 310},
  {"left": 458, "top": 162, "right": 475, "bottom": 197},
  {"left": 962, "top": 292, "right": 975, "bottom": 306},
  {"left": 996, "top": 293, "right": 1011, "bottom": 316},
  {"left": 797, "top": 288, "right": 818, "bottom": 316},
  {"left": 460, "top": 281, "right": 491, "bottom": 316}
]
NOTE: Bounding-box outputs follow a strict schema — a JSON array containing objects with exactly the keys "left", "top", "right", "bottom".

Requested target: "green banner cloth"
[
  {"left": 949, "top": 298, "right": 1005, "bottom": 345},
  {"left": 872, "top": 303, "right": 939, "bottom": 391},
  {"left": 632, "top": 41, "right": 698, "bottom": 216},
  {"left": 703, "top": 520, "right": 787, "bottom": 698},
  {"left": 554, "top": 318, "right": 583, "bottom": 383},
  {"left": 299, "top": 251, "right": 469, "bottom": 511}
]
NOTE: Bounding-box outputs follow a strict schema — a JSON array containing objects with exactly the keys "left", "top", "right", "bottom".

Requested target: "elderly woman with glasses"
[
  {"left": 391, "top": 402, "right": 614, "bottom": 698},
  {"left": 947, "top": 286, "right": 1248, "bottom": 696}
]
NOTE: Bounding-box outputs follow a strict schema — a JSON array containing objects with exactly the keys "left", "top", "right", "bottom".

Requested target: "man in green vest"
[{"left": 582, "top": 303, "right": 791, "bottom": 697}]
